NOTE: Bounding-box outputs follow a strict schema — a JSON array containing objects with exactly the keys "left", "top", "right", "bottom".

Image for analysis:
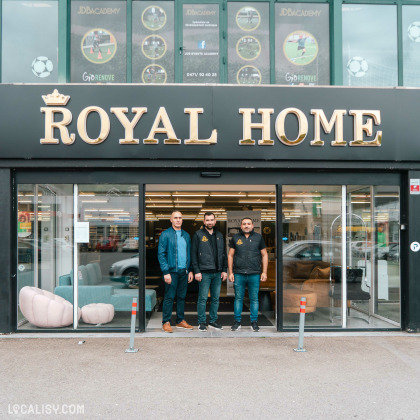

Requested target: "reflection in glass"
[
  {"left": 133, "top": 1, "right": 174, "bottom": 83},
  {"left": 282, "top": 186, "right": 342, "bottom": 327},
  {"left": 228, "top": 2, "right": 269, "bottom": 84},
  {"left": 342, "top": 4, "right": 397, "bottom": 87},
  {"left": 282, "top": 185, "right": 400, "bottom": 329},
  {"left": 373, "top": 187, "right": 400, "bottom": 324},
  {"left": 2, "top": 1, "right": 58, "bottom": 83},
  {"left": 403, "top": 6, "right": 420, "bottom": 87}
]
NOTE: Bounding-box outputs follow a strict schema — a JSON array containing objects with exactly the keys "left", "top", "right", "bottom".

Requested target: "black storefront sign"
[{"left": 0, "top": 84, "right": 419, "bottom": 162}]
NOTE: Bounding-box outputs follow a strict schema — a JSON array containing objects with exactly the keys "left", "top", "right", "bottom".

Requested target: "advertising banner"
[
  {"left": 132, "top": 2, "right": 175, "bottom": 84},
  {"left": 71, "top": 1, "right": 127, "bottom": 83},
  {"left": 275, "top": 2, "right": 329, "bottom": 85},
  {"left": 182, "top": 4, "right": 219, "bottom": 83},
  {"left": 228, "top": 2, "right": 270, "bottom": 85}
]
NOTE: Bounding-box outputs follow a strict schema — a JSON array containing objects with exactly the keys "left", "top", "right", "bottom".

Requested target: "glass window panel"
[
  {"left": 402, "top": 6, "right": 420, "bottom": 87},
  {"left": 17, "top": 184, "right": 74, "bottom": 330},
  {"left": 275, "top": 3, "right": 329, "bottom": 86},
  {"left": 132, "top": 1, "right": 174, "bottom": 84},
  {"left": 373, "top": 186, "right": 400, "bottom": 325},
  {"left": 78, "top": 185, "right": 139, "bottom": 329},
  {"left": 282, "top": 186, "right": 342, "bottom": 327},
  {"left": 71, "top": 1, "right": 127, "bottom": 83},
  {"left": 2, "top": 1, "right": 58, "bottom": 83},
  {"left": 342, "top": 5, "right": 397, "bottom": 87},
  {"left": 228, "top": 2, "right": 270, "bottom": 85},
  {"left": 182, "top": 4, "right": 219, "bottom": 83}
]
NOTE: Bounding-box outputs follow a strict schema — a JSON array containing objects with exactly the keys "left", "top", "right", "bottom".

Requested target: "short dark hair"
[
  {"left": 241, "top": 217, "right": 253, "bottom": 224},
  {"left": 203, "top": 212, "right": 215, "bottom": 219}
]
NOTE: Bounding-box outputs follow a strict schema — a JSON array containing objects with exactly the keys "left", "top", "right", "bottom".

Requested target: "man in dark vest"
[
  {"left": 228, "top": 217, "right": 268, "bottom": 332},
  {"left": 191, "top": 212, "right": 228, "bottom": 332}
]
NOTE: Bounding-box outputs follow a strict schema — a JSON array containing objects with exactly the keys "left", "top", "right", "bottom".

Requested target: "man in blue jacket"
[{"left": 158, "top": 211, "right": 194, "bottom": 333}]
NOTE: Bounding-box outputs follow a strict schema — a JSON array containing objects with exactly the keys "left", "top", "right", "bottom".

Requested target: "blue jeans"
[
  {"left": 162, "top": 270, "right": 188, "bottom": 324},
  {"left": 197, "top": 272, "right": 222, "bottom": 324},
  {"left": 233, "top": 273, "right": 260, "bottom": 322}
]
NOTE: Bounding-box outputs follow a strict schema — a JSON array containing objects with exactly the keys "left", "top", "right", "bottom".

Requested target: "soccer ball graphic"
[
  {"left": 408, "top": 22, "right": 420, "bottom": 42},
  {"left": 31, "top": 56, "right": 53, "bottom": 78},
  {"left": 347, "top": 56, "right": 368, "bottom": 78}
]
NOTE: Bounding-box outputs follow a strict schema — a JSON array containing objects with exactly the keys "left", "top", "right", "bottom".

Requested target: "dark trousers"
[{"left": 162, "top": 270, "right": 188, "bottom": 324}]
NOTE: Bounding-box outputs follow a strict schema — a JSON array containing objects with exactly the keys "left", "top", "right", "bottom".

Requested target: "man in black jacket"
[{"left": 191, "top": 212, "right": 228, "bottom": 332}]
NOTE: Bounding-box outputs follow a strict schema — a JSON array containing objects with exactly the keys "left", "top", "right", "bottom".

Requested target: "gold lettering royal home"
[{"left": 40, "top": 90, "right": 382, "bottom": 147}]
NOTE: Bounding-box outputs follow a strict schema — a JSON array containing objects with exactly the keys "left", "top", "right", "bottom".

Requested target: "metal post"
[
  {"left": 125, "top": 298, "right": 139, "bottom": 353},
  {"left": 294, "top": 297, "right": 307, "bottom": 352}
]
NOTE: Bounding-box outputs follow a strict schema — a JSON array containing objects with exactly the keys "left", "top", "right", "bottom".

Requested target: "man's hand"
[
  {"left": 228, "top": 273, "right": 235, "bottom": 283},
  {"left": 195, "top": 273, "right": 202, "bottom": 282},
  {"left": 164, "top": 274, "right": 172, "bottom": 284},
  {"left": 188, "top": 272, "right": 194, "bottom": 283},
  {"left": 221, "top": 272, "right": 228, "bottom": 282},
  {"left": 260, "top": 273, "right": 267, "bottom": 282}
]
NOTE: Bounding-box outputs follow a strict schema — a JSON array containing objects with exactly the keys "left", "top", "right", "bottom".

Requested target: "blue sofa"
[{"left": 54, "top": 262, "right": 157, "bottom": 312}]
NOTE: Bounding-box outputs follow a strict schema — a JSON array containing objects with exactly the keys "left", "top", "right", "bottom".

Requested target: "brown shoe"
[
  {"left": 176, "top": 320, "right": 194, "bottom": 330},
  {"left": 162, "top": 322, "right": 173, "bottom": 333}
]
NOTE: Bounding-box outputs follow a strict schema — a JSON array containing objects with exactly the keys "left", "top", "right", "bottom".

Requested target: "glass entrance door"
[{"left": 282, "top": 185, "right": 401, "bottom": 329}]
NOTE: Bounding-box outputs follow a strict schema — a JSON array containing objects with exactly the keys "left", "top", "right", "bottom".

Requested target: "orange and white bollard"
[
  {"left": 293, "top": 297, "right": 307, "bottom": 352},
  {"left": 125, "top": 298, "right": 139, "bottom": 353}
]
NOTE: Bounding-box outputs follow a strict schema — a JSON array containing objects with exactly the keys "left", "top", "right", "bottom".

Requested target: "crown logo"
[
  {"left": 42, "top": 89, "right": 70, "bottom": 106},
  {"left": 202, "top": 236, "right": 208, "bottom": 242}
]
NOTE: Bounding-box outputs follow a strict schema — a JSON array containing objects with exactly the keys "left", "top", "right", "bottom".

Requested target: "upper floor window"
[
  {"left": 342, "top": 4, "right": 398, "bottom": 87},
  {"left": 402, "top": 5, "right": 420, "bottom": 87},
  {"left": 1, "top": 1, "right": 58, "bottom": 83}
]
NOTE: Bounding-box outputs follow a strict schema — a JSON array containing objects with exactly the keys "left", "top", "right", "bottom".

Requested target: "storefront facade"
[{"left": 0, "top": 83, "right": 419, "bottom": 333}]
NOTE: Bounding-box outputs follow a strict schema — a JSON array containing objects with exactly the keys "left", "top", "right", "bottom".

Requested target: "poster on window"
[
  {"left": 226, "top": 211, "right": 261, "bottom": 296},
  {"left": 132, "top": 2, "right": 174, "bottom": 84},
  {"left": 228, "top": 2, "right": 270, "bottom": 85},
  {"left": 71, "top": 1, "right": 126, "bottom": 83},
  {"left": 275, "top": 3, "right": 329, "bottom": 85},
  {"left": 182, "top": 4, "right": 219, "bottom": 83}
]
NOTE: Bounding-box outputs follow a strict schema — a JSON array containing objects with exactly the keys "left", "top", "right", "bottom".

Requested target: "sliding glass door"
[{"left": 282, "top": 185, "right": 400, "bottom": 329}]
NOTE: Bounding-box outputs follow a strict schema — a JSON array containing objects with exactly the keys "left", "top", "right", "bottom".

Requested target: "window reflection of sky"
[{"left": 342, "top": 4, "right": 397, "bottom": 86}]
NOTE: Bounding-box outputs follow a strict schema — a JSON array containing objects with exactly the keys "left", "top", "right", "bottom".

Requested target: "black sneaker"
[
  {"left": 208, "top": 322, "right": 223, "bottom": 330},
  {"left": 231, "top": 321, "right": 241, "bottom": 331},
  {"left": 251, "top": 322, "right": 260, "bottom": 332},
  {"left": 198, "top": 323, "right": 207, "bottom": 332}
]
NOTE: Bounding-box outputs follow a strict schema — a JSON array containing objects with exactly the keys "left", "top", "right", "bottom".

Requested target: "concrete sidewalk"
[{"left": 1, "top": 333, "right": 419, "bottom": 419}]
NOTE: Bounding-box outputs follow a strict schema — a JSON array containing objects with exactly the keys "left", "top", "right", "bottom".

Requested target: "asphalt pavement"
[{"left": 1, "top": 332, "right": 419, "bottom": 420}]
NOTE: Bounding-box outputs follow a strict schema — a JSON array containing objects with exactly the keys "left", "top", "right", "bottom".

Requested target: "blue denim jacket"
[{"left": 157, "top": 227, "right": 191, "bottom": 275}]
